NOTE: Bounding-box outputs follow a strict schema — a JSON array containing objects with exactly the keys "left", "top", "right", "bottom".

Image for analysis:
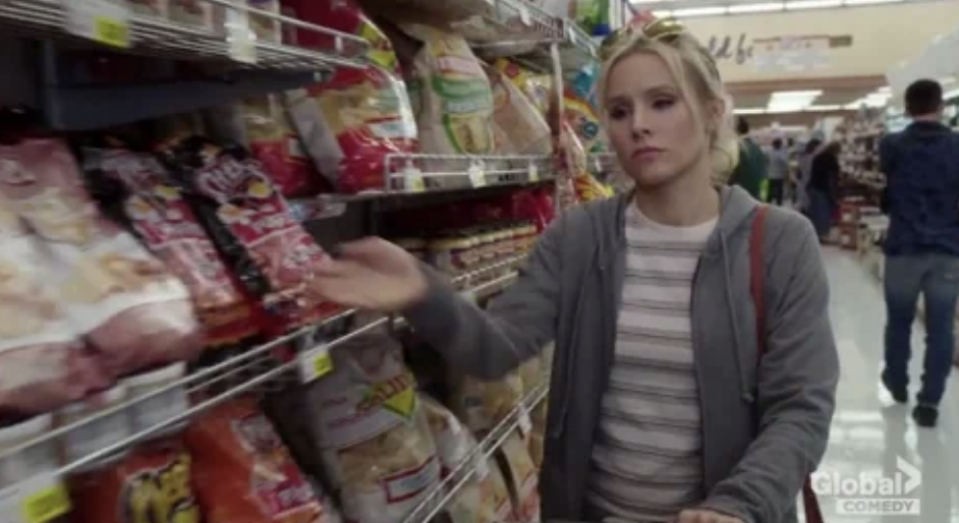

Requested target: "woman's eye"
[
  {"left": 609, "top": 107, "right": 629, "bottom": 120},
  {"left": 652, "top": 98, "right": 676, "bottom": 110}
]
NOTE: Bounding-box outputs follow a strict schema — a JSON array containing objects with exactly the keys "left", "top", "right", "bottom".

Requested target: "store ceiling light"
[
  {"left": 770, "top": 90, "right": 824, "bottom": 98},
  {"left": 843, "top": 0, "right": 903, "bottom": 5},
  {"left": 734, "top": 108, "right": 767, "bottom": 115},
  {"left": 651, "top": 9, "right": 674, "bottom": 16},
  {"left": 807, "top": 105, "right": 843, "bottom": 112},
  {"left": 727, "top": 2, "right": 785, "bottom": 12},
  {"left": 785, "top": 0, "right": 842, "bottom": 9},
  {"left": 672, "top": 6, "right": 729, "bottom": 16}
]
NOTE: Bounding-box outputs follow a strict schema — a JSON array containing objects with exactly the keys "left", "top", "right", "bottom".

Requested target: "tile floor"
[{"left": 811, "top": 247, "right": 959, "bottom": 522}]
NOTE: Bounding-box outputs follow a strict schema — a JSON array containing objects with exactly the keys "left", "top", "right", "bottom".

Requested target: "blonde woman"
[{"left": 309, "top": 18, "right": 839, "bottom": 523}]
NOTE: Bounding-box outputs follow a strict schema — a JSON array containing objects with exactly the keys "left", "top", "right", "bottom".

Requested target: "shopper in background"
[
  {"left": 880, "top": 78, "right": 959, "bottom": 428},
  {"left": 796, "top": 138, "right": 823, "bottom": 213},
  {"left": 308, "top": 18, "right": 838, "bottom": 523},
  {"left": 727, "top": 116, "right": 767, "bottom": 200},
  {"left": 807, "top": 141, "right": 841, "bottom": 241},
  {"left": 766, "top": 138, "right": 789, "bottom": 205}
]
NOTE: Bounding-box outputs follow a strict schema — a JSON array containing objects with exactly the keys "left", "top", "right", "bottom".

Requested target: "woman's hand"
[
  {"left": 676, "top": 509, "right": 745, "bottom": 523},
  {"left": 308, "top": 237, "right": 429, "bottom": 312}
]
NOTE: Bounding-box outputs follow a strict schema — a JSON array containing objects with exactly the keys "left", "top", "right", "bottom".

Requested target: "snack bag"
[
  {"left": 574, "top": 172, "right": 614, "bottom": 202},
  {"left": 0, "top": 139, "right": 202, "bottom": 378},
  {"left": 564, "top": 89, "right": 606, "bottom": 154},
  {"left": 485, "top": 65, "right": 552, "bottom": 156},
  {"left": 448, "top": 369, "right": 523, "bottom": 434},
  {"left": 286, "top": 66, "right": 418, "bottom": 194},
  {"left": 306, "top": 317, "right": 442, "bottom": 523},
  {"left": 498, "top": 431, "right": 541, "bottom": 523},
  {"left": 185, "top": 396, "right": 331, "bottom": 523},
  {"left": 158, "top": 136, "right": 338, "bottom": 333},
  {"left": 68, "top": 438, "right": 202, "bottom": 523},
  {"left": 421, "top": 397, "right": 514, "bottom": 523},
  {"left": 0, "top": 197, "right": 109, "bottom": 416},
  {"left": 83, "top": 147, "right": 259, "bottom": 346},
  {"left": 249, "top": 0, "right": 282, "bottom": 43},
  {"left": 401, "top": 24, "right": 496, "bottom": 185},
  {"left": 240, "top": 95, "right": 325, "bottom": 198},
  {"left": 283, "top": 0, "right": 399, "bottom": 72},
  {"left": 493, "top": 59, "right": 552, "bottom": 118}
]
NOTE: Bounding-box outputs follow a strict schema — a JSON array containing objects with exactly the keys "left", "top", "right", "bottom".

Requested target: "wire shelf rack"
[
  {"left": 383, "top": 153, "right": 555, "bottom": 193},
  {"left": 0, "top": 253, "right": 527, "bottom": 491},
  {"left": 0, "top": 0, "right": 369, "bottom": 73}
]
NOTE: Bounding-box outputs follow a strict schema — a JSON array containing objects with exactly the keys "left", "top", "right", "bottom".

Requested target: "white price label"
[
  {"left": 298, "top": 343, "right": 333, "bottom": 384},
  {"left": 518, "top": 407, "right": 533, "bottom": 437},
  {"left": 403, "top": 168, "right": 426, "bottom": 193},
  {"left": 528, "top": 163, "right": 540, "bottom": 182},
  {"left": 519, "top": 5, "right": 532, "bottom": 26},
  {"left": 63, "top": 0, "right": 131, "bottom": 48},
  {"left": 226, "top": 9, "right": 257, "bottom": 64},
  {"left": 0, "top": 473, "right": 71, "bottom": 523},
  {"left": 474, "top": 455, "right": 491, "bottom": 481},
  {"left": 468, "top": 162, "right": 487, "bottom": 188}
]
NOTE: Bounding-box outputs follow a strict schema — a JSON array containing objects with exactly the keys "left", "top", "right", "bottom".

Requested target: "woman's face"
[{"left": 605, "top": 52, "right": 711, "bottom": 188}]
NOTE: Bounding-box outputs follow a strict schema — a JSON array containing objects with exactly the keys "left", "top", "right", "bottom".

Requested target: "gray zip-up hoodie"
[{"left": 405, "top": 186, "right": 839, "bottom": 523}]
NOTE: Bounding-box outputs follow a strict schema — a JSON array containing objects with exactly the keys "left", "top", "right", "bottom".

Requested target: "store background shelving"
[{"left": 0, "top": 1, "right": 630, "bottom": 523}]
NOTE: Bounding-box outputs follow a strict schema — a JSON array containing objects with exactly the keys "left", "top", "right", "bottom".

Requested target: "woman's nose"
[{"left": 631, "top": 113, "right": 651, "bottom": 138}]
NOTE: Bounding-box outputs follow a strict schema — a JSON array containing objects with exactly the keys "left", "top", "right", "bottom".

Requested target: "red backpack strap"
[{"left": 749, "top": 206, "right": 824, "bottom": 523}]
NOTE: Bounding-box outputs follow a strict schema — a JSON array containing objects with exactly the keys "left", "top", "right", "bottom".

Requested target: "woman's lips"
[{"left": 631, "top": 147, "right": 663, "bottom": 163}]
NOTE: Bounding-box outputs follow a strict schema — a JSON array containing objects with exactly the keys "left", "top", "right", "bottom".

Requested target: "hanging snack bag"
[
  {"left": 286, "top": 66, "right": 418, "bottom": 194},
  {"left": 305, "top": 317, "right": 442, "bottom": 523},
  {"left": 0, "top": 139, "right": 202, "bottom": 378},
  {"left": 564, "top": 89, "right": 606, "bottom": 154},
  {"left": 185, "top": 396, "right": 331, "bottom": 523},
  {"left": 400, "top": 23, "right": 496, "bottom": 186},
  {"left": 0, "top": 197, "right": 110, "bottom": 416},
  {"left": 497, "top": 431, "right": 541, "bottom": 523},
  {"left": 83, "top": 147, "right": 259, "bottom": 347},
  {"left": 158, "top": 136, "right": 338, "bottom": 333},
  {"left": 493, "top": 59, "right": 552, "bottom": 118},
  {"left": 448, "top": 369, "right": 523, "bottom": 434},
  {"left": 485, "top": 65, "right": 552, "bottom": 156},
  {"left": 68, "top": 438, "right": 202, "bottom": 523},
  {"left": 421, "top": 397, "right": 514, "bottom": 523},
  {"left": 282, "top": 0, "right": 399, "bottom": 72}
]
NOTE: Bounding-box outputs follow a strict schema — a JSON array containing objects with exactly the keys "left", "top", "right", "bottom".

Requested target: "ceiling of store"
[{"left": 724, "top": 75, "right": 890, "bottom": 114}]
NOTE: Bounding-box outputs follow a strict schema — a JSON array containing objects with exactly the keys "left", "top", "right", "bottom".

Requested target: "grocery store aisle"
[{"left": 814, "top": 247, "right": 959, "bottom": 522}]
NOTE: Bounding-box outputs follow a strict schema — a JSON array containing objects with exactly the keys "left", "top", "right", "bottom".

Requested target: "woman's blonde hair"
[{"left": 598, "top": 21, "right": 739, "bottom": 185}]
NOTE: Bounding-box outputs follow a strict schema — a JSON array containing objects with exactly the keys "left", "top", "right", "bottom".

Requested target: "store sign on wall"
[{"left": 706, "top": 33, "right": 853, "bottom": 73}]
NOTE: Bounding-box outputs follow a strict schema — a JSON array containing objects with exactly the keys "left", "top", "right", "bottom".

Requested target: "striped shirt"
[{"left": 587, "top": 205, "right": 715, "bottom": 523}]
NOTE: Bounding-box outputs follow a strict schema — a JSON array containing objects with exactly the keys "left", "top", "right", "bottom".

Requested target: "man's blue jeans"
[{"left": 884, "top": 254, "right": 959, "bottom": 406}]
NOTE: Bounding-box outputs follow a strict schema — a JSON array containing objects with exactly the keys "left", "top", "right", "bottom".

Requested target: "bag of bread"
[
  {"left": 420, "top": 396, "right": 514, "bottom": 523},
  {"left": 497, "top": 431, "right": 541, "bottom": 523},
  {"left": 306, "top": 317, "right": 442, "bottom": 523},
  {"left": 485, "top": 65, "right": 551, "bottom": 156},
  {"left": 185, "top": 396, "right": 333, "bottom": 523},
  {"left": 0, "top": 197, "right": 110, "bottom": 416},
  {"left": 400, "top": 23, "right": 496, "bottom": 186},
  {"left": 82, "top": 146, "right": 259, "bottom": 347},
  {"left": 0, "top": 139, "right": 203, "bottom": 378},
  {"left": 158, "top": 136, "right": 338, "bottom": 333},
  {"left": 493, "top": 59, "right": 552, "bottom": 118},
  {"left": 448, "top": 369, "right": 523, "bottom": 434},
  {"left": 68, "top": 437, "right": 202, "bottom": 523}
]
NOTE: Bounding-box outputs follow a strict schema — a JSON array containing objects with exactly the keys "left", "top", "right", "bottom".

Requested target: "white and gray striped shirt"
[{"left": 587, "top": 204, "right": 715, "bottom": 523}]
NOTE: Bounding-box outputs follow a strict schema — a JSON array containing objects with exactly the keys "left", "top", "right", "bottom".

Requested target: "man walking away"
[
  {"left": 767, "top": 138, "right": 789, "bottom": 205},
  {"left": 880, "top": 79, "right": 959, "bottom": 428},
  {"left": 728, "top": 117, "right": 767, "bottom": 200}
]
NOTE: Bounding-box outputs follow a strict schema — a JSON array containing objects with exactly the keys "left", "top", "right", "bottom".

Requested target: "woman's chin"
[{"left": 626, "top": 167, "right": 680, "bottom": 189}]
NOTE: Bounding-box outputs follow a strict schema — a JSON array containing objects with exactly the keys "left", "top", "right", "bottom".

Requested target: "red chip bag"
[
  {"left": 68, "top": 438, "right": 202, "bottom": 523},
  {"left": 283, "top": 0, "right": 400, "bottom": 72},
  {"left": 185, "top": 396, "right": 330, "bottom": 523},
  {"left": 83, "top": 147, "right": 259, "bottom": 347},
  {"left": 0, "top": 139, "right": 203, "bottom": 377},
  {"left": 158, "top": 137, "right": 338, "bottom": 333},
  {"left": 287, "top": 66, "right": 418, "bottom": 194}
]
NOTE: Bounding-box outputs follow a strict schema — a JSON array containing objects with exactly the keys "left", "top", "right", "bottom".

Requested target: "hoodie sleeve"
[
  {"left": 400, "top": 211, "right": 566, "bottom": 380},
  {"left": 699, "top": 213, "right": 839, "bottom": 523}
]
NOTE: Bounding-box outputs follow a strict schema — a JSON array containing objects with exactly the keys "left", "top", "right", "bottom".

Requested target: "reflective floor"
[{"left": 813, "top": 248, "right": 959, "bottom": 522}]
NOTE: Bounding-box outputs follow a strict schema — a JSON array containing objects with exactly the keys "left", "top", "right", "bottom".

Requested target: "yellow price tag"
[
  {"left": 299, "top": 343, "right": 333, "bottom": 383},
  {"left": 468, "top": 162, "right": 487, "bottom": 188},
  {"left": 312, "top": 351, "right": 333, "bottom": 378},
  {"left": 22, "top": 482, "right": 70, "bottom": 523},
  {"left": 93, "top": 16, "right": 130, "bottom": 48},
  {"left": 403, "top": 168, "right": 426, "bottom": 193}
]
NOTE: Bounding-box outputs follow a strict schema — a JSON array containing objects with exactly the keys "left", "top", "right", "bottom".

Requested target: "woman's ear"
[{"left": 707, "top": 97, "right": 728, "bottom": 135}]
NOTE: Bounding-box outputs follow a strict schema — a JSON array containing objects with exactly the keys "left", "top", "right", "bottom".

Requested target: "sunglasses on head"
[{"left": 598, "top": 16, "right": 721, "bottom": 81}]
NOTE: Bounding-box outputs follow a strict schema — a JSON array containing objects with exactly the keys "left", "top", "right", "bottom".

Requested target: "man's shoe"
[
  {"left": 912, "top": 405, "right": 939, "bottom": 428},
  {"left": 882, "top": 371, "right": 908, "bottom": 404}
]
